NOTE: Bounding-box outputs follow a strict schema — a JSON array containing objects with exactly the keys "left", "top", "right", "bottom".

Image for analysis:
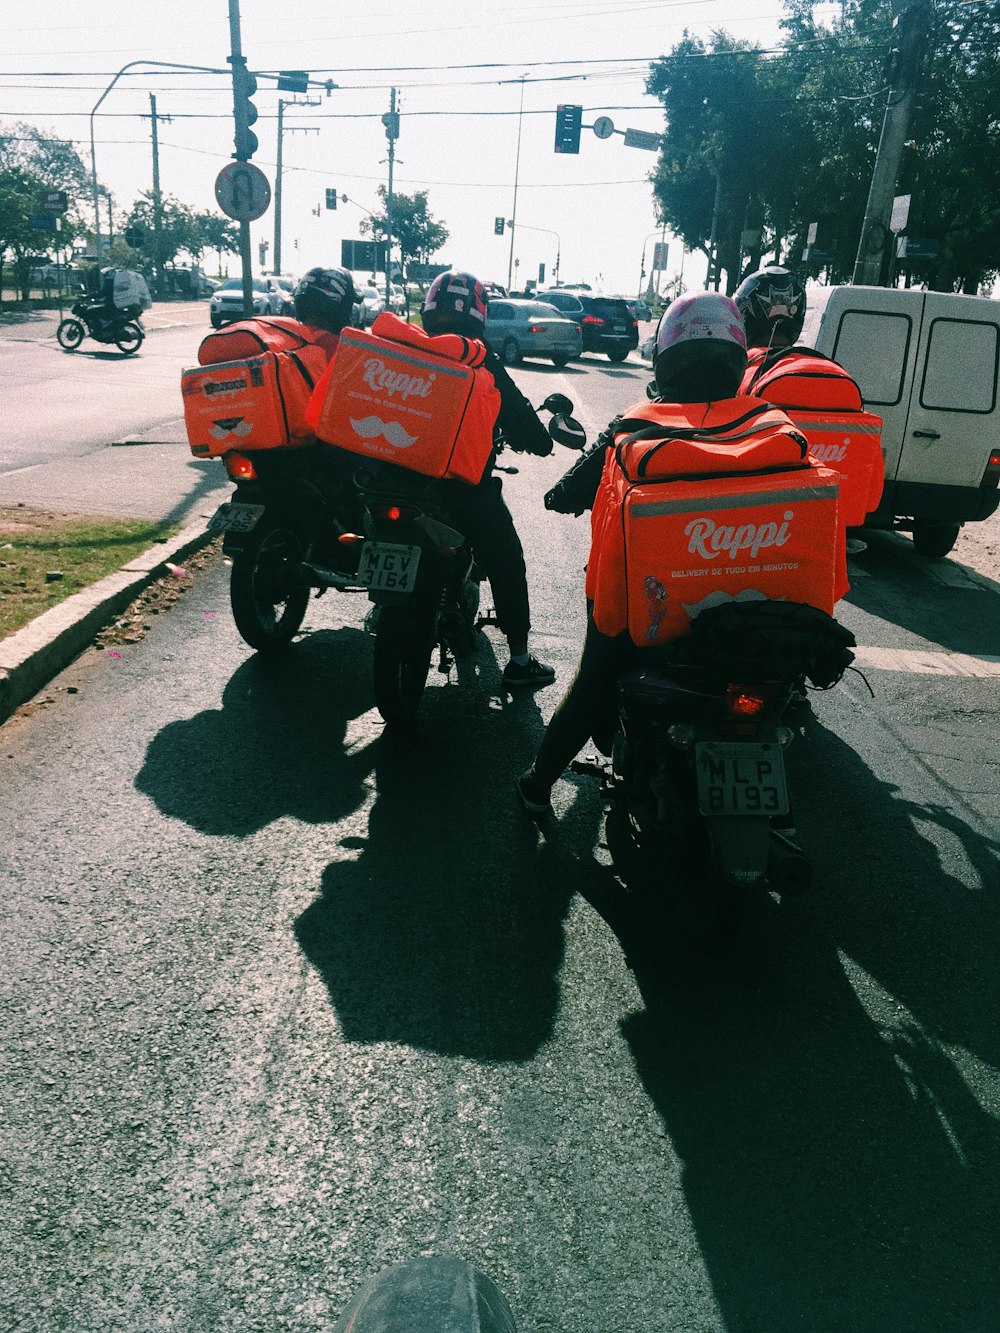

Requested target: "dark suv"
[{"left": 576, "top": 295, "right": 639, "bottom": 362}]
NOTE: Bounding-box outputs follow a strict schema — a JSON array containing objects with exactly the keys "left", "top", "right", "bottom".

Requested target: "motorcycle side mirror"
[
  {"left": 548, "top": 414, "right": 587, "bottom": 450},
  {"left": 540, "top": 392, "right": 573, "bottom": 416}
]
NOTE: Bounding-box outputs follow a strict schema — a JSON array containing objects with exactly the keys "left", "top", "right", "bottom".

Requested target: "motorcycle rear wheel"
[
  {"left": 372, "top": 603, "right": 433, "bottom": 728},
  {"left": 56, "top": 318, "right": 85, "bottom": 351},
  {"left": 605, "top": 805, "right": 742, "bottom": 947},
  {"left": 230, "top": 521, "right": 310, "bottom": 651},
  {"left": 114, "top": 321, "right": 144, "bottom": 355}
]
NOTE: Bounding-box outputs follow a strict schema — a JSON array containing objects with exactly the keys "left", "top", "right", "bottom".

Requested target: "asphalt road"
[{"left": 1, "top": 336, "right": 999, "bottom": 1331}]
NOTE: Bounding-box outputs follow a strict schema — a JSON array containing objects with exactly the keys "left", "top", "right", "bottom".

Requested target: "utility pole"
[
  {"left": 227, "top": 0, "right": 254, "bottom": 315},
  {"left": 147, "top": 93, "right": 171, "bottom": 296},
  {"left": 273, "top": 97, "right": 318, "bottom": 274},
  {"left": 382, "top": 88, "right": 399, "bottom": 305},
  {"left": 853, "top": 1, "right": 929, "bottom": 286}
]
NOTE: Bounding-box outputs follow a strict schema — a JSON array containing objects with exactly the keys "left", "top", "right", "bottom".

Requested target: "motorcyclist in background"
[
  {"left": 292, "top": 265, "right": 358, "bottom": 355},
  {"left": 734, "top": 265, "right": 870, "bottom": 554},
  {"left": 420, "top": 271, "right": 556, "bottom": 689}
]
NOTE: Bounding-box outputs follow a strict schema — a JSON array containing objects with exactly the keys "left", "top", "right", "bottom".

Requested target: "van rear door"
[
  {"left": 899, "top": 294, "right": 1000, "bottom": 491},
  {"left": 821, "top": 288, "right": 923, "bottom": 486}
]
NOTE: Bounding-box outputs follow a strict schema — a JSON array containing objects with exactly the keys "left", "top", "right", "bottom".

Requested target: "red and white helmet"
[
  {"left": 653, "top": 291, "right": 748, "bottom": 397},
  {"left": 421, "top": 271, "right": 488, "bottom": 340}
]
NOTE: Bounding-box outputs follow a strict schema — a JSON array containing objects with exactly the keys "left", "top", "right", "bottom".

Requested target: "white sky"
[{"left": 1, "top": 0, "right": 796, "bottom": 294}]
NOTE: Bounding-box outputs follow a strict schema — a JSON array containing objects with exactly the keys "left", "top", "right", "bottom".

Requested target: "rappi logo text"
[
  {"left": 362, "top": 357, "right": 435, "bottom": 401},
  {"left": 685, "top": 511, "right": 793, "bottom": 561}
]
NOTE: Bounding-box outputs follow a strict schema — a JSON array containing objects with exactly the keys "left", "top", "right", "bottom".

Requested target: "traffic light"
[
  {"left": 326, "top": 188, "right": 338, "bottom": 210},
  {"left": 494, "top": 217, "right": 505, "bottom": 235},
  {"left": 554, "top": 104, "right": 583, "bottom": 155},
  {"left": 229, "top": 55, "right": 259, "bottom": 161}
]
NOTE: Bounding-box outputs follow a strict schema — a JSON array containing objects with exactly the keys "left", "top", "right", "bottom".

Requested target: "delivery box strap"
[
  {"left": 286, "top": 349, "right": 318, "bottom": 391},
  {"left": 745, "top": 345, "right": 842, "bottom": 392},
  {"left": 629, "top": 481, "right": 839, "bottom": 518},
  {"left": 788, "top": 415, "right": 881, "bottom": 434},
  {"left": 614, "top": 417, "right": 807, "bottom": 481},
  {"left": 209, "top": 319, "right": 313, "bottom": 354},
  {"left": 623, "top": 458, "right": 815, "bottom": 491}
]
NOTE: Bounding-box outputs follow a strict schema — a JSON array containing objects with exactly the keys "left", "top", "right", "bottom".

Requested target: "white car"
[
  {"left": 209, "top": 276, "right": 284, "bottom": 328},
  {"left": 359, "top": 284, "right": 386, "bottom": 328}
]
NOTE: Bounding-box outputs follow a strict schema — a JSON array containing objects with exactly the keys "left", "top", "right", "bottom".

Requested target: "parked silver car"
[
  {"left": 359, "top": 284, "right": 386, "bottom": 328},
  {"left": 484, "top": 298, "right": 582, "bottom": 367},
  {"left": 209, "top": 276, "right": 284, "bottom": 328}
]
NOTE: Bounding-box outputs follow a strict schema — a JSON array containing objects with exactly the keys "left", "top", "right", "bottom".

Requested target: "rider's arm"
[
  {"left": 543, "top": 415, "right": 622, "bottom": 514},
  {"left": 486, "top": 353, "right": 553, "bottom": 457}
]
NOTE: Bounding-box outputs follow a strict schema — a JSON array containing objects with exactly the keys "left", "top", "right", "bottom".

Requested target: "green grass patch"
[{"left": 0, "top": 508, "right": 178, "bottom": 638}]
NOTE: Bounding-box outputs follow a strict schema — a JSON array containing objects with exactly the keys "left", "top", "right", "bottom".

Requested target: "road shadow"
[
  {"left": 135, "top": 626, "right": 377, "bottom": 835},
  {"left": 514, "top": 361, "right": 588, "bottom": 377},
  {"left": 843, "top": 530, "right": 1000, "bottom": 654},
  {"left": 293, "top": 634, "right": 595, "bottom": 1061},
  {"left": 613, "top": 707, "right": 999, "bottom": 1330}
]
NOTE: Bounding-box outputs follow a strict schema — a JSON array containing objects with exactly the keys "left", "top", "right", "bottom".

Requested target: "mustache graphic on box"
[{"left": 350, "top": 415, "right": 418, "bottom": 448}]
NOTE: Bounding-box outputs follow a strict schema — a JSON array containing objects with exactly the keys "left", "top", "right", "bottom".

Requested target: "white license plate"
[
  {"left": 207, "top": 502, "right": 266, "bottom": 534},
  {"left": 358, "top": 541, "right": 421, "bottom": 593},
  {"left": 611, "top": 324, "right": 626, "bottom": 334},
  {"left": 695, "top": 741, "right": 789, "bottom": 816}
]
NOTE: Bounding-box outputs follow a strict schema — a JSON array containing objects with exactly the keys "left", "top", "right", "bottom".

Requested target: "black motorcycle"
[
  {"left": 206, "top": 444, "right": 367, "bottom": 652},
  {"left": 56, "top": 300, "right": 145, "bottom": 355},
  {"left": 354, "top": 392, "right": 586, "bottom": 728},
  {"left": 581, "top": 600, "right": 856, "bottom": 941}
]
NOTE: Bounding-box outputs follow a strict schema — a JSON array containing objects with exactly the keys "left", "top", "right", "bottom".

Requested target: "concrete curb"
[{"left": 0, "top": 521, "right": 215, "bottom": 725}]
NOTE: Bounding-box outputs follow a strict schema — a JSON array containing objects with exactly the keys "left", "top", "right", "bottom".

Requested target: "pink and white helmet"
[{"left": 653, "top": 291, "right": 748, "bottom": 395}]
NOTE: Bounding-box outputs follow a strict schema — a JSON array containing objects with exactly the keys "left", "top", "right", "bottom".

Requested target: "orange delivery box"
[
  {"left": 586, "top": 398, "right": 848, "bottom": 648},
  {"left": 742, "top": 347, "right": 885, "bottom": 527},
  {"left": 308, "top": 312, "right": 501, "bottom": 486}
]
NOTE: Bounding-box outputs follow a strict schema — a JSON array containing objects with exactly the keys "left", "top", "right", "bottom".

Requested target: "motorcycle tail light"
[
  {"left": 373, "top": 503, "right": 418, "bottom": 522},
  {"left": 724, "top": 684, "right": 768, "bottom": 718},
  {"left": 225, "top": 452, "right": 257, "bottom": 481}
]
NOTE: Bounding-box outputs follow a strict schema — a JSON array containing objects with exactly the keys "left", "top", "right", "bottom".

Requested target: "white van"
[{"left": 799, "top": 285, "right": 1000, "bottom": 556}]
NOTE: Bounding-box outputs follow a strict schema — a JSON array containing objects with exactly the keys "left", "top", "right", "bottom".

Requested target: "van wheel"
[
  {"left": 912, "top": 521, "right": 960, "bottom": 558},
  {"left": 502, "top": 339, "right": 521, "bottom": 366}
]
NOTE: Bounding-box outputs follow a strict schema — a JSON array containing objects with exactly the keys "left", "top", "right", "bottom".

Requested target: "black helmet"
[
  {"left": 733, "top": 266, "right": 806, "bottom": 347},
  {"left": 652, "top": 291, "right": 748, "bottom": 400},
  {"left": 421, "top": 271, "right": 488, "bottom": 340},
  {"left": 293, "top": 267, "right": 357, "bottom": 332}
]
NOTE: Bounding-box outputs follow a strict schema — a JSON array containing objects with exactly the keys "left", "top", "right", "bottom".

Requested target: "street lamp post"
[
  {"left": 506, "top": 220, "right": 561, "bottom": 287},
  {"left": 89, "top": 59, "right": 228, "bottom": 255}
]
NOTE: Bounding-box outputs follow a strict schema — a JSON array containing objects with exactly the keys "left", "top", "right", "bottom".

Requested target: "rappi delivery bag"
[
  {"left": 742, "top": 347, "right": 885, "bottom": 527},
  {"left": 307, "top": 311, "right": 501, "bottom": 485},
  {"left": 182, "top": 318, "right": 329, "bottom": 457},
  {"left": 586, "top": 398, "right": 847, "bottom": 648}
]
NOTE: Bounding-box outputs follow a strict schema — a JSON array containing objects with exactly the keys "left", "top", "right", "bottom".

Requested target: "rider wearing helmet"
[
  {"left": 732, "top": 265, "right": 806, "bottom": 353},
  {"left": 735, "top": 266, "right": 876, "bottom": 554},
  {"left": 518, "top": 292, "right": 761, "bottom": 812},
  {"left": 293, "top": 266, "right": 358, "bottom": 357},
  {"left": 420, "top": 271, "right": 556, "bottom": 689}
]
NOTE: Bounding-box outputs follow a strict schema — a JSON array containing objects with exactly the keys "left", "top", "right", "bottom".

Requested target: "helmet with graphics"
[
  {"left": 293, "top": 266, "right": 357, "bottom": 333},
  {"left": 733, "top": 266, "right": 806, "bottom": 348},
  {"left": 421, "top": 270, "right": 489, "bottom": 340},
  {"left": 652, "top": 291, "right": 748, "bottom": 400}
]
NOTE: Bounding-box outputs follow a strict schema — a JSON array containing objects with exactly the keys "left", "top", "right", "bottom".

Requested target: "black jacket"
[{"left": 485, "top": 351, "right": 552, "bottom": 457}]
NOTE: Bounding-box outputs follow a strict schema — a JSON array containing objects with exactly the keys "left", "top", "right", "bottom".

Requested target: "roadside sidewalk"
[{"left": 0, "top": 299, "right": 227, "bottom": 725}]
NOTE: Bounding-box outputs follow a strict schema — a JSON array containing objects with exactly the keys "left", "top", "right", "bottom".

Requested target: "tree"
[
  {"left": 645, "top": 1, "right": 1000, "bottom": 295},
  {"left": 359, "top": 187, "right": 448, "bottom": 280},
  {"left": 194, "top": 212, "right": 240, "bottom": 278},
  {"left": 0, "top": 122, "right": 91, "bottom": 302}
]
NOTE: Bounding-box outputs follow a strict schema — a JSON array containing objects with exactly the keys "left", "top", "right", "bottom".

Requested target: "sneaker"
[
  {"left": 502, "top": 655, "right": 556, "bottom": 689},
  {"left": 517, "top": 767, "right": 552, "bottom": 813},
  {"left": 845, "top": 537, "right": 868, "bottom": 555}
]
